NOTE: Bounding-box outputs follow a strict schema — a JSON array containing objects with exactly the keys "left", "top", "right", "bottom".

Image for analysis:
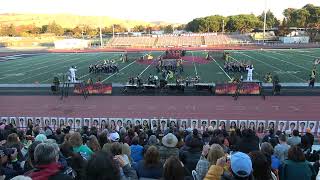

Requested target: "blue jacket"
[
  {"left": 133, "top": 160, "right": 163, "bottom": 179},
  {"left": 130, "top": 145, "right": 143, "bottom": 163}
]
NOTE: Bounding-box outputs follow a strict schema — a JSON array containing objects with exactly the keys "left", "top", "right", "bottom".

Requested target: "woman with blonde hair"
[
  {"left": 69, "top": 132, "right": 93, "bottom": 160},
  {"left": 86, "top": 135, "right": 101, "bottom": 152},
  {"left": 195, "top": 144, "right": 225, "bottom": 180}
]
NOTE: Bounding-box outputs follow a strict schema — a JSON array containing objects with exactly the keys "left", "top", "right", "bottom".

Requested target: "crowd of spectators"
[{"left": 0, "top": 121, "right": 319, "bottom": 180}]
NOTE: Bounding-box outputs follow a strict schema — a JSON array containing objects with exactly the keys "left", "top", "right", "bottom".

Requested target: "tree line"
[
  {"left": 0, "top": 4, "right": 319, "bottom": 37},
  {"left": 186, "top": 4, "right": 319, "bottom": 34}
]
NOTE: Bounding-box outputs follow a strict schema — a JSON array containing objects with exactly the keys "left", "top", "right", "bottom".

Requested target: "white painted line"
[
  {"left": 212, "top": 58, "right": 231, "bottom": 80},
  {"left": 240, "top": 52, "right": 305, "bottom": 82},
  {"left": 255, "top": 51, "right": 310, "bottom": 71}
]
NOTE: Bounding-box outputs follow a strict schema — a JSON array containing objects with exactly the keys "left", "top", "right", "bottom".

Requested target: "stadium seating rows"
[{"left": 106, "top": 34, "right": 253, "bottom": 47}]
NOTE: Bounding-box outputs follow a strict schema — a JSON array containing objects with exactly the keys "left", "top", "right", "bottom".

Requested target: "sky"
[{"left": 0, "top": 0, "right": 320, "bottom": 23}]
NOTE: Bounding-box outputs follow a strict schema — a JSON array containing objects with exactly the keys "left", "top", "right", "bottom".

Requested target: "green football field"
[{"left": 0, "top": 48, "right": 319, "bottom": 84}]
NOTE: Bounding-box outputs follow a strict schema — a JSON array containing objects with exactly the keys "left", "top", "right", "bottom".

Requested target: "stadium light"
[{"left": 263, "top": 0, "right": 267, "bottom": 44}]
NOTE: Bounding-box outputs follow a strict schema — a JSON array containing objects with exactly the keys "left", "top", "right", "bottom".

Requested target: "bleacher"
[
  {"left": 106, "top": 34, "right": 253, "bottom": 48},
  {"left": 107, "top": 36, "right": 156, "bottom": 48}
]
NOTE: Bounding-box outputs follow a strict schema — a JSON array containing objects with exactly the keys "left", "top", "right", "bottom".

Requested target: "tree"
[
  {"left": 0, "top": 24, "right": 17, "bottom": 36},
  {"left": 258, "top": 10, "right": 280, "bottom": 28},
  {"left": 164, "top": 25, "right": 174, "bottom": 34},
  {"left": 226, "top": 14, "right": 262, "bottom": 33},
  {"left": 132, "top": 25, "right": 145, "bottom": 32},
  {"left": 46, "top": 21, "right": 64, "bottom": 35}
]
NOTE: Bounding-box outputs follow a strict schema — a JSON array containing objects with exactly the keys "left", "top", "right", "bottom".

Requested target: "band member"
[
  {"left": 246, "top": 65, "right": 254, "bottom": 81},
  {"left": 68, "top": 66, "right": 77, "bottom": 83}
]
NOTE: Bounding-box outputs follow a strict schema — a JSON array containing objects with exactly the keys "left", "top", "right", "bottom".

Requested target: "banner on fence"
[
  {"left": 215, "top": 82, "right": 260, "bottom": 95},
  {"left": 74, "top": 83, "right": 112, "bottom": 95}
]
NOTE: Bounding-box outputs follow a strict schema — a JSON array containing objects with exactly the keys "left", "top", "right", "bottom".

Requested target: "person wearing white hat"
[{"left": 159, "top": 133, "right": 179, "bottom": 164}]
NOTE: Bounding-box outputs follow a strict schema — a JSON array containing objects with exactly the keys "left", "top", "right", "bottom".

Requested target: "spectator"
[
  {"left": 85, "top": 151, "right": 137, "bottom": 180},
  {"left": 288, "top": 130, "right": 301, "bottom": 146},
  {"left": 86, "top": 135, "right": 101, "bottom": 152},
  {"left": 303, "top": 128, "right": 314, "bottom": 148},
  {"left": 25, "top": 143, "right": 73, "bottom": 180},
  {"left": 130, "top": 136, "right": 143, "bottom": 163},
  {"left": 220, "top": 152, "right": 253, "bottom": 180},
  {"left": 279, "top": 145, "right": 316, "bottom": 180},
  {"left": 11, "top": 176, "right": 32, "bottom": 180},
  {"left": 196, "top": 144, "right": 225, "bottom": 180},
  {"left": 134, "top": 146, "right": 163, "bottom": 179},
  {"left": 159, "top": 133, "right": 179, "bottom": 164},
  {"left": 97, "top": 130, "right": 109, "bottom": 148},
  {"left": 69, "top": 132, "right": 93, "bottom": 160},
  {"left": 122, "top": 143, "right": 132, "bottom": 163},
  {"left": 237, "top": 129, "right": 259, "bottom": 154},
  {"left": 35, "top": 134, "right": 47, "bottom": 143},
  {"left": 179, "top": 129, "right": 203, "bottom": 172},
  {"left": 249, "top": 151, "right": 275, "bottom": 180},
  {"left": 109, "top": 132, "right": 120, "bottom": 143},
  {"left": 0, "top": 146, "right": 23, "bottom": 180},
  {"left": 162, "top": 156, "right": 192, "bottom": 180},
  {"left": 143, "top": 135, "right": 159, "bottom": 154},
  {"left": 274, "top": 134, "right": 290, "bottom": 163},
  {"left": 55, "top": 128, "right": 64, "bottom": 144},
  {"left": 23, "top": 141, "right": 42, "bottom": 172},
  {"left": 124, "top": 129, "right": 135, "bottom": 145},
  {"left": 59, "top": 141, "right": 87, "bottom": 180},
  {"left": 262, "top": 129, "right": 279, "bottom": 147},
  {"left": 110, "top": 142, "right": 131, "bottom": 166},
  {"left": 260, "top": 142, "right": 281, "bottom": 172}
]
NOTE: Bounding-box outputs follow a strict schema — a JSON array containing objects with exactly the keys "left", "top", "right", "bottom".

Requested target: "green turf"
[{"left": 0, "top": 48, "right": 319, "bottom": 84}]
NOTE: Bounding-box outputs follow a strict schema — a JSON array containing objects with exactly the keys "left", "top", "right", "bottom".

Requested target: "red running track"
[{"left": 0, "top": 96, "right": 319, "bottom": 120}]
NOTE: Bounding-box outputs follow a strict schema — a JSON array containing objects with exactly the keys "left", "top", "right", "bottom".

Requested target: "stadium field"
[{"left": 0, "top": 48, "right": 319, "bottom": 84}]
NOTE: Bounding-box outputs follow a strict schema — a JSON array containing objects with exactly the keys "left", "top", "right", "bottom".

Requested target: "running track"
[{"left": 0, "top": 96, "right": 319, "bottom": 120}]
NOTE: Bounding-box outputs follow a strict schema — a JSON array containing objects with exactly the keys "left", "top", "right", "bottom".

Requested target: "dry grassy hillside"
[{"left": 0, "top": 13, "right": 160, "bottom": 28}]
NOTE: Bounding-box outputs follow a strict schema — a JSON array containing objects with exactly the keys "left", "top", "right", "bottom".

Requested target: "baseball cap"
[
  {"left": 109, "top": 132, "right": 120, "bottom": 142},
  {"left": 230, "top": 152, "right": 252, "bottom": 177}
]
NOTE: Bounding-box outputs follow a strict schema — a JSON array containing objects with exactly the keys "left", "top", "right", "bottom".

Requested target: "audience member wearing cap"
[
  {"left": 109, "top": 132, "right": 120, "bottom": 142},
  {"left": 0, "top": 146, "right": 23, "bottom": 180},
  {"left": 179, "top": 129, "right": 203, "bottom": 172},
  {"left": 219, "top": 152, "right": 253, "bottom": 180},
  {"left": 279, "top": 145, "right": 316, "bottom": 180},
  {"left": 130, "top": 136, "right": 143, "bottom": 163},
  {"left": 69, "top": 132, "right": 93, "bottom": 160},
  {"left": 159, "top": 133, "right": 179, "bottom": 164}
]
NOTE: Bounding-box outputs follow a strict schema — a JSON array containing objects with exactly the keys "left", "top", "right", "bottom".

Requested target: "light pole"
[{"left": 263, "top": 0, "right": 267, "bottom": 44}]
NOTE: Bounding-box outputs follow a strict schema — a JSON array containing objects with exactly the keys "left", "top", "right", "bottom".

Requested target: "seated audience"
[
  {"left": 162, "top": 156, "right": 192, "bottom": 180},
  {"left": 69, "top": 132, "right": 93, "bottom": 160},
  {"left": 159, "top": 133, "right": 179, "bottom": 164},
  {"left": 249, "top": 151, "right": 276, "bottom": 180},
  {"left": 130, "top": 136, "right": 143, "bottom": 163},
  {"left": 288, "top": 130, "right": 301, "bottom": 146},
  {"left": 274, "top": 134, "right": 290, "bottom": 163}
]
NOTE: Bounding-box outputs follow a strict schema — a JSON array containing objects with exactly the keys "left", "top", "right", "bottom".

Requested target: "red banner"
[
  {"left": 74, "top": 83, "right": 112, "bottom": 95},
  {"left": 215, "top": 82, "right": 261, "bottom": 95}
]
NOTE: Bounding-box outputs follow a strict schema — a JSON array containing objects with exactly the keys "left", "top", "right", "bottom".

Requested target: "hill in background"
[{"left": 0, "top": 13, "right": 168, "bottom": 28}]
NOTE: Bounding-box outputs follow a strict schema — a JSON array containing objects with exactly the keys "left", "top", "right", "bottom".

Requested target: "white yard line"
[
  {"left": 254, "top": 51, "right": 310, "bottom": 71},
  {"left": 268, "top": 51, "right": 315, "bottom": 64},
  {"left": 212, "top": 58, "right": 231, "bottom": 80},
  {"left": 101, "top": 60, "right": 136, "bottom": 83},
  {"left": 191, "top": 52, "right": 198, "bottom": 76},
  {"left": 240, "top": 52, "right": 305, "bottom": 82}
]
